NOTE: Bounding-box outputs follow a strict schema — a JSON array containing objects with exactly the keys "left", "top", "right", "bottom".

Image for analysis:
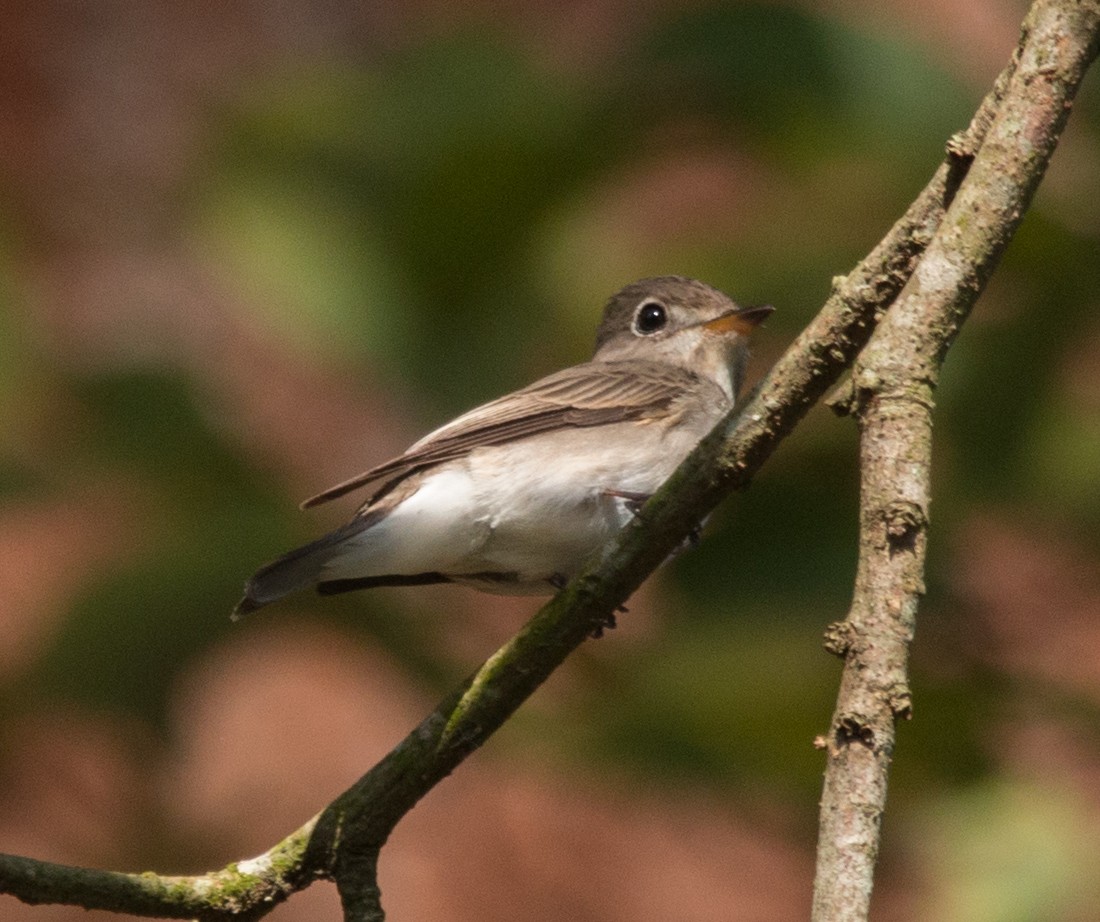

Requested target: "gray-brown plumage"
[
  {"left": 300, "top": 360, "right": 703, "bottom": 510},
  {"left": 235, "top": 277, "right": 772, "bottom": 617}
]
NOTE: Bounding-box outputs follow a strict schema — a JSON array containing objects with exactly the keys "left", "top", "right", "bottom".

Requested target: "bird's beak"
[{"left": 702, "top": 304, "right": 775, "bottom": 336}]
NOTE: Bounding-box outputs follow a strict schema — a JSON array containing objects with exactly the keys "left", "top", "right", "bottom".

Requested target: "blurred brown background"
[{"left": 1, "top": 1, "right": 1099, "bottom": 920}]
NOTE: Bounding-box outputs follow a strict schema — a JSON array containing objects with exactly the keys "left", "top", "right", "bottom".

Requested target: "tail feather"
[{"left": 232, "top": 517, "right": 375, "bottom": 619}]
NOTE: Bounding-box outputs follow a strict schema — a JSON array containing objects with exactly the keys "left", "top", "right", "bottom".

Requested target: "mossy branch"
[{"left": 0, "top": 128, "right": 968, "bottom": 916}]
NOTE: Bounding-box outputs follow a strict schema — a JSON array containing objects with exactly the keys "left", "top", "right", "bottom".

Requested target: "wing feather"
[{"left": 301, "top": 360, "right": 704, "bottom": 510}]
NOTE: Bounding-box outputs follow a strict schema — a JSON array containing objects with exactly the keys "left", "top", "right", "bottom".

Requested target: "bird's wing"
[{"left": 301, "top": 360, "right": 705, "bottom": 509}]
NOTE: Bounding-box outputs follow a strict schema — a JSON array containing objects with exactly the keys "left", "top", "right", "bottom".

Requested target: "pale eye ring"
[{"left": 633, "top": 301, "right": 668, "bottom": 335}]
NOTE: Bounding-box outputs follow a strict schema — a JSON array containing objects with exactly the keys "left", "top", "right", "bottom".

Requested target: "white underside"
[{"left": 320, "top": 416, "right": 714, "bottom": 594}]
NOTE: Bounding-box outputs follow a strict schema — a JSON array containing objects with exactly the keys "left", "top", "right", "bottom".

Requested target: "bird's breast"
[{"left": 458, "top": 416, "right": 711, "bottom": 582}]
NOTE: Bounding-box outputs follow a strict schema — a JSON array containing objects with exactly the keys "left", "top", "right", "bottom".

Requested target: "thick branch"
[
  {"left": 0, "top": 49, "right": 993, "bottom": 922},
  {"left": 811, "top": 2, "right": 1100, "bottom": 921},
  {"left": 334, "top": 847, "right": 383, "bottom": 922}
]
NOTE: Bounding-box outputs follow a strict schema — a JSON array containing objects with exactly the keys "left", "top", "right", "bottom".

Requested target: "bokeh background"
[{"left": 1, "top": 1, "right": 1099, "bottom": 920}]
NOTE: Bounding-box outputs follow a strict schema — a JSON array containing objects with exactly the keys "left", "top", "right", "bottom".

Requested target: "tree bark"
[{"left": 811, "top": 3, "right": 1100, "bottom": 920}]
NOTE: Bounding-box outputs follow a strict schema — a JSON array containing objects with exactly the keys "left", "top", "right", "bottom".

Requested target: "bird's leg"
[
  {"left": 602, "top": 488, "right": 702, "bottom": 545},
  {"left": 601, "top": 488, "right": 652, "bottom": 518},
  {"left": 558, "top": 489, "right": 650, "bottom": 638}
]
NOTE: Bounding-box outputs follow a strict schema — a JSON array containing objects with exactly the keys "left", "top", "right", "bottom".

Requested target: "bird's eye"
[{"left": 633, "top": 301, "right": 668, "bottom": 335}]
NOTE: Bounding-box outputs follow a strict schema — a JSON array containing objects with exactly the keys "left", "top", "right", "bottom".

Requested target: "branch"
[
  {"left": 334, "top": 846, "right": 383, "bottom": 922},
  {"left": 296, "top": 71, "right": 1008, "bottom": 910},
  {"left": 0, "top": 820, "right": 318, "bottom": 921},
  {"left": 811, "top": 2, "right": 1100, "bottom": 921},
  {"left": 0, "top": 51, "right": 995, "bottom": 922},
  {"left": 1, "top": 99, "right": 976, "bottom": 921}
]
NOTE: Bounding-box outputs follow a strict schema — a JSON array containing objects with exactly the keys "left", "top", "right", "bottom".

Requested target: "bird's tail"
[{"left": 232, "top": 518, "right": 372, "bottom": 619}]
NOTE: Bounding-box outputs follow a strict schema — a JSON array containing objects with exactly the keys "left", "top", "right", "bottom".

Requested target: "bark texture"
[{"left": 811, "top": 3, "right": 1100, "bottom": 920}]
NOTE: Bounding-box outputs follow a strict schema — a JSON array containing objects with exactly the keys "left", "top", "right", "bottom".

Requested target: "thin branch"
[
  {"left": 0, "top": 819, "right": 319, "bottom": 921},
  {"left": 810, "top": 2, "right": 1100, "bottom": 921},
  {"left": 299, "top": 97, "right": 1005, "bottom": 915},
  {"left": 0, "top": 54, "right": 991, "bottom": 922}
]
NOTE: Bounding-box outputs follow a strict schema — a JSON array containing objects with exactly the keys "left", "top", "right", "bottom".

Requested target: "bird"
[{"left": 234, "top": 276, "right": 772, "bottom": 617}]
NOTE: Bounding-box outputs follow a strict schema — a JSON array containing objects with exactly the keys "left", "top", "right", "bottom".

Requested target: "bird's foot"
[{"left": 589, "top": 609, "right": 618, "bottom": 639}]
